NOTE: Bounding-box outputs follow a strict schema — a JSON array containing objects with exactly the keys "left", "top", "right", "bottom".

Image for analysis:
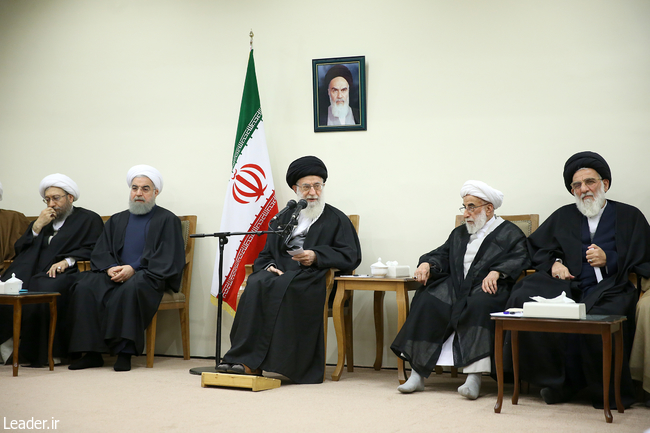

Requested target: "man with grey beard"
[
  {"left": 218, "top": 156, "right": 361, "bottom": 383},
  {"left": 0, "top": 174, "right": 103, "bottom": 367},
  {"left": 319, "top": 64, "right": 360, "bottom": 126},
  {"left": 391, "top": 180, "right": 530, "bottom": 399},
  {"left": 67, "top": 165, "right": 184, "bottom": 372},
  {"left": 505, "top": 151, "right": 650, "bottom": 409}
]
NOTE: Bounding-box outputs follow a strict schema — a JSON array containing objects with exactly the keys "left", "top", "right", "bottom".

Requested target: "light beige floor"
[{"left": 2, "top": 356, "right": 649, "bottom": 433}]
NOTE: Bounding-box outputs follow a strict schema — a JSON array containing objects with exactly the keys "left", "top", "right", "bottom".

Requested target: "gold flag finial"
[{"left": 249, "top": 30, "right": 254, "bottom": 50}]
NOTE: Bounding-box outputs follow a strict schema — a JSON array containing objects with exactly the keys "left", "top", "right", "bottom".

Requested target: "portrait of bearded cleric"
[{"left": 312, "top": 56, "right": 366, "bottom": 132}]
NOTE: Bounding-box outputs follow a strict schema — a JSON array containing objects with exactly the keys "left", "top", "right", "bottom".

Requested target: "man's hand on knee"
[
  {"left": 551, "top": 261, "right": 575, "bottom": 280},
  {"left": 267, "top": 266, "right": 284, "bottom": 276},
  {"left": 108, "top": 265, "right": 135, "bottom": 283},
  {"left": 481, "top": 271, "right": 500, "bottom": 294}
]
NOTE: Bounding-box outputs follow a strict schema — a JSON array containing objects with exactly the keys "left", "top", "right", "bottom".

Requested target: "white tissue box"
[
  {"left": 387, "top": 265, "right": 410, "bottom": 278},
  {"left": 523, "top": 302, "right": 586, "bottom": 320}
]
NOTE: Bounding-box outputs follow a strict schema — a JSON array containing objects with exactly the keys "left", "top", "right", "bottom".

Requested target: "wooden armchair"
[
  {"left": 145, "top": 215, "right": 196, "bottom": 367},
  {"left": 237, "top": 214, "right": 360, "bottom": 381}
]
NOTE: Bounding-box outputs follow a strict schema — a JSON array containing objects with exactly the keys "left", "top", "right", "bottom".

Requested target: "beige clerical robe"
[
  {"left": 0, "top": 209, "right": 30, "bottom": 270},
  {"left": 630, "top": 283, "right": 650, "bottom": 393}
]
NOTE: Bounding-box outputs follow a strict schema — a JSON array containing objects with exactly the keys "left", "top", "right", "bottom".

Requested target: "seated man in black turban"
[
  {"left": 217, "top": 156, "right": 361, "bottom": 384},
  {"left": 505, "top": 151, "right": 650, "bottom": 409}
]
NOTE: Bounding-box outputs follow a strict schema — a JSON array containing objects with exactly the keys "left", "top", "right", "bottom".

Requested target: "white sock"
[
  {"left": 458, "top": 373, "right": 481, "bottom": 400},
  {"left": 0, "top": 338, "right": 13, "bottom": 364},
  {"left": 398, "top": 368, "right": 425, "bottom": 393}
]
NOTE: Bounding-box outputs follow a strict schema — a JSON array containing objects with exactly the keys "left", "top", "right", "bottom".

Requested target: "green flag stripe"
[{"left": 232, "top": 50, "right": 262, "bottom": 169}]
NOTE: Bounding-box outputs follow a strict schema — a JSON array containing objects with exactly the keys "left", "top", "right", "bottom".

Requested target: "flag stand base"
[{"left": 201, "top": 372, "right": 281, "bottom": 392}]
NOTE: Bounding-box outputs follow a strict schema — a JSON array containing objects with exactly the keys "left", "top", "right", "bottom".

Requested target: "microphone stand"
[{"left": 189, "top": 227, "right": 284, "bottom": 375}]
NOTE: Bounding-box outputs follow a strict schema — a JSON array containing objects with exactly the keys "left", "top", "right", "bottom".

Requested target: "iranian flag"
[{"left": 211, "top": 49, "right": 278, "bottom": 314}]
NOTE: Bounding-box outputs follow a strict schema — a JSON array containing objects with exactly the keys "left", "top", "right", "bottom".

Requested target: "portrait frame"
[{"left": 312, "top": 56, "right": 366, "bottom": 132}]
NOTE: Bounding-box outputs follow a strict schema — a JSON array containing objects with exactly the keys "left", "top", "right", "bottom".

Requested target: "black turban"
[
  {"left": 563, "top": 151, "right": 611, "bottom": 193},
  {"left": 286, "top": 156, "right": 328, "bottom": 188},
  {"left": 324, "top": 64, "right": 353, "bottom": 89}
]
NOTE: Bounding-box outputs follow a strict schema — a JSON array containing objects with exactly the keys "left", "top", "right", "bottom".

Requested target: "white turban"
[
  {"left": 0, "top": 181, "right": 3, "bottom": 201},
  {"left": 127, "top": 165, "right": 163, "bottom": 193},
  {"left": 460, "top": 180, "right": 504, "bottom": 209},
  {"left": 39, "top": 174, "right": 80, "bottom": 201}
]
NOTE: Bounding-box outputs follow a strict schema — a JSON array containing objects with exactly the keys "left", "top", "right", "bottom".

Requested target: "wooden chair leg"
[
  {"left": 435, "top": 366, "right": 443, "bottom": 375},
  {"left": 324, "top": 286, "right": 331, "bottom": 382},
  {"left": 345, "top": 292, "right": 354, "bottom": 372},
  {"left": 179, "top": 307, "right": 190, "bottom": 360},
  {"left": 146, "top": 312, "right": 158, "bottom": 368},
  {"left": 451, "top": 367, "right": 458, "bottom": 378}
]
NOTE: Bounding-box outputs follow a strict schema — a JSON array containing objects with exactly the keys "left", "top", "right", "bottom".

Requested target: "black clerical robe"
[
  {"left": 223, "top": 204, "right": 361, "bottom": 384},
  {"left": 391, "top": 220, "right": 530, "bottom": 378},
  {"left": 505, "top": 200, "right": 650, "bottom": 408},
  {"left": 0, "top": 207, "right": 103, "bottom": 364},
  {"left": 67, "top": 206, "right": 185, "bottom": 356}
]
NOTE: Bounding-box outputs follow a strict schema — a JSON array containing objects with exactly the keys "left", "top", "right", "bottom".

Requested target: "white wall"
[{"left": 1, "top": 0, "right": 649, "bottom": 368}]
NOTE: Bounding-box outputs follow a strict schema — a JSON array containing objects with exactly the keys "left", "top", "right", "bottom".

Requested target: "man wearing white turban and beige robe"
[
  {"left": 391, "top": 180, "right": 530, "bottom": 399},
  {"left": 0, "top": 174, "right": 104, "bottom": 367},
  {"left": 67, "top": 165, "right": 185, "bottom": 372}
]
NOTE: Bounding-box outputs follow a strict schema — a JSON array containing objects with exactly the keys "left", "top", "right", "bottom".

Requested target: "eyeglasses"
[
  {"left": 570, "top": 177, "right": 601, "bottom": 191},
  {"left": 296, "top": 183, "right": 324, "bottom": 192},
  {"left": 131, "top": 185, "right": 152, "bottom": 193},
  {"left": 459, "top": 203, "right": 489, "bottom": 213},
  {"left": 43, "top": 195, "right": 67, "bottom": 204}
]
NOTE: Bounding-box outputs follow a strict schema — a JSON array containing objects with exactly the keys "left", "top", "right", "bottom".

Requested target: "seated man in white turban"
[
  {"left": 67, "top": 165, "right": 185, "bottom": 372},
  {"left": 390, "top": 180, "right": 530, "bottom": 399},
  {"left": 0, "top": 174, "right": 104, "bottom": 367},
  {"left": 0, "top": 180, "right": 30, "bottom": 270}
]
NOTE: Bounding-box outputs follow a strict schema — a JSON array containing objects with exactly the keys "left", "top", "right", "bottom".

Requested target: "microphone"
[
  {"left": 288, "top": 199, "right": 308, "bottom": 225},
  {"left": 270, "top": 200, "right": 297, "bottom": 224},
  {"left": 283, "top": 199, "right": 308, "bottom": 245}
]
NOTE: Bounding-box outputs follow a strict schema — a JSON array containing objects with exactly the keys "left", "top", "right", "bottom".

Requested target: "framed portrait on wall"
[{"left": 312, "top": 56, "right": 366, "bottom": 132}]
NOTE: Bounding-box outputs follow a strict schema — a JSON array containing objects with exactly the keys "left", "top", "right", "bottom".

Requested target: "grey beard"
[
  {"left": 129, "top": 199, "right": 156, "bottom": 215},
  {"left": 466, "top": 210, "right": 488, "bottom": 235},
  {"left": 53, "top": 202, "right": 73, "bottom": 224},
  {"left": 575, "top": 184, "right": 606, "bottom": 218},
  {"left": 296, "top": 191, "right": 325, "bottom": 220}
]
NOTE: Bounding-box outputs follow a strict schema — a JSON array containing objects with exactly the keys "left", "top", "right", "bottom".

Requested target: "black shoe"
[
  {"left": 216, "top": 363, "right": 232, "bottom": 373},
  {"left": 68, "top": 352, "right": 104, "bottom": 370},
  {"left": 114, "top": 353, "right": 132, "bottom": 372},
  {"left": 540, "top": 387, "right": 573, "bottom": 405},
  {"left": 228, "top": 364, "right": 246, "bottom": 375}
]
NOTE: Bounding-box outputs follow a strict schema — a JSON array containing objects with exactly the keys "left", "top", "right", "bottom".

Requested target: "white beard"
[
  {"left": 465, "top": 209, "right": 488, "bottom": 235},
  {"left": 575, "top": 183, "right": 606, "bottom": 218},
  {"left": 329, "top": 94, "right": 350, "bottom": 119},
  {"left": 296, "top": 190, "right": 325, "bottom": 220}
]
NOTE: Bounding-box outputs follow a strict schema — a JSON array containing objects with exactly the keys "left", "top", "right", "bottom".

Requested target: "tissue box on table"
[
  {"left": 523, "top": 302, "right": 586, "bottom": 319},
  {"left": 386, "top": 261, "right": 411, "bottom": 278}
]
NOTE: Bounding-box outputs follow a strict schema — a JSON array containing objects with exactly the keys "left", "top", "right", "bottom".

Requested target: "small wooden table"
[
  {"left": 332, "top": 276, "right": 419, "bottom": 383},
  {"left": 493, "top": 314, "right": 625, "bottom": 423},
  {"left": 0, "top": 292, "right": 60, "bottom": 376}
]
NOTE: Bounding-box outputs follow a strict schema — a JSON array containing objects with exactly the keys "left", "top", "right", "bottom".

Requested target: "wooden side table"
[
  {"left": 0, "top": 292, "right": 60, "bottom": 376},
  {"left": 492, "top": 314, "right": 625, "bottom": 423},
  {"left": 331, "top": 277, "right": 419, "bottom": 383}
]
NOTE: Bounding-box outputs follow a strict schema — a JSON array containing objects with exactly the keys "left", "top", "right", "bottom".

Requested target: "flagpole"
[{"left": 191, "top": 31, "right": 278, "bottom": 376}]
